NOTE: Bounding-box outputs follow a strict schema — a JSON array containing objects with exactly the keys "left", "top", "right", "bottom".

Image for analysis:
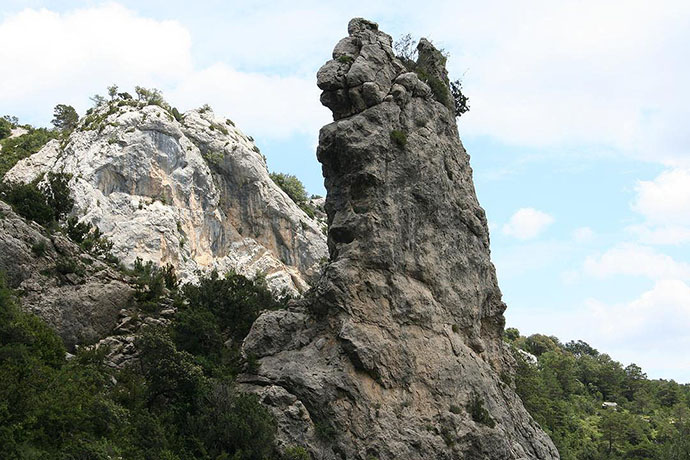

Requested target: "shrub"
[
  {"left": 450, "top": 80, "right": 470, "bottom": 117},
  {"left": 31, "top": 240, "right": 47, "bottom": 257},
  {"left": 337, "top": 54, "right": 354, "bottom": 64},
  {"left": 0, "top": 180, "right": 54, "bottom": 226},
  {"left": 0, "top": 116, "right": 13, "bottom": 140},
  {"left": 390, "top": 130, "right": 407, "bottom": 148},
  {"left": 193, "top": 384, "right": 276, "bottom": 459},
  {"left": 41, "top": 172, "right": 74, "bottom": 222},
  {"left": 0, "top": 127, "right": 58, "bottom": 177},
  {"left": 134, "top": 86, "right": 169, "bottom": 110},
  {"left": 51, "top": 104, "right": 79, "bottom": 133},
  {"left": 181, "top": 271, "right": 284, "bottom": 347},
  {"left": 393, "top": 33, "right": 417, "bottom": 67},
  {"left": 270, "top": 172, "right": 309, "bottom": 205},
  {"left": 466, "top": 391, "right": 495, "bottom": 428},
  {"left": 284, "top": 446, "right": 311, "bottom": 460},
  {"left": 131, "top": 257, "right": 166, "bottom": 305},
  {"left": 315, "top": 421, "right": 337, "bottom": 440},
  {"left": 55, "top": 257, "right": 84, "bottom": 277},
  {"left": 171, "top": 107, "right": 184, "bottom": 122}
]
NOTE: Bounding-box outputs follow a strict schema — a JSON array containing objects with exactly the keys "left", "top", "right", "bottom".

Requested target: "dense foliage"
[
  {"left": 0, "top": 115, "right": 15, "bottom": 140},
  {"left": 0, "top": 172, "right": 74, "bottom": 227},
  {"left": 508, "top": 329, "right": 690, "bottom": 459},
  {"left": 0, "top": 126, "right": 58, "bottom": 178},
  {"left": 0, "top": 266, "right": 296, "bottom": 459},
  {"left": 269, "top": 172, "right": 316, "bottom": 218}
]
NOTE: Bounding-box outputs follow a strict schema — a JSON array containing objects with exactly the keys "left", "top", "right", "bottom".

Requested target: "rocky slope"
[
  {"left": 240, "top": 18, "right": 559, "bottom": 459},
  {"left": 0, "top": 200, "right": 133, "bottom": 348},
  {"left": 4, "top": 104, "right": 327, "bottom": 294}
]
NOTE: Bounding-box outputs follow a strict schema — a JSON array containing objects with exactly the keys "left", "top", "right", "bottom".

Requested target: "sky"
[{"left": 2, "top": 0, "right": 690, "bottom": 382}]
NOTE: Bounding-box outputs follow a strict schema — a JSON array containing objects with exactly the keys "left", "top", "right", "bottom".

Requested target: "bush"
[
  {"left": 393, "top": 33, "right": 470, "bottom": 118},
  {"left": 284, "top": 446, "right": 311, "bottom": 460},
  {"left": 390, "top": 130, "right": 407, "bottom": 148},
  {"left": 0, "top": 127, "right": 58, "bottom": 177},
  {"left": 1, "top": 172, "right": 74, "bottom": 227},
  {"left": 131, "top": 257, "right": 166, "bottom": 305},
  {"left": 270, "top": 172, "right": 309, "bottom": 204},
  {"left": 193, "top": 384, "right": 276, "bottom": 460},
  {"left": 0, "top": 268, "right": 283, "bottom": 459},
  {"left": 31, "top": 240, "right": 47, "bottom": 257},
  {"left": 0, "top": 116, "right": 13, "bottom": 140},
  {"left": 41, "top": 172, "right": 74, "bottom": 221},
  {"left": 0, "top": 180, "right": 55, "bottom": 226},
  {"left": 171, "top": 107, "right": 184, "bottom": 122},
  {"left": 466, "top": 392, "right": 495, "bottom": 428},
  {"left": 450, "top": 80, "right": 470, "bottom": 117}
]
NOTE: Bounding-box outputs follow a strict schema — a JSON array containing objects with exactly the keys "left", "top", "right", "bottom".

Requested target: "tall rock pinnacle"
[{"left": 241, "top": 18, "right": 559, "bottom": 459}]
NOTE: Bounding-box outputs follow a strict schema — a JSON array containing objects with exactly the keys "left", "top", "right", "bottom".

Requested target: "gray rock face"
[
  {"left": 241, "top": 18, "right": 559, "bottom": 459},
  {"left": 0, "top": 201, "right": 133, "bottom": 348},
  {"left": 4, "top": 105, "right": 327, "bottom": 295}
]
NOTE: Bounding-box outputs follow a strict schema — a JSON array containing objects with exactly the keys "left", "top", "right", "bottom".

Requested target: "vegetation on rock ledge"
[{"left": 0, "top": 265, "right": 296, "bottom": 459}]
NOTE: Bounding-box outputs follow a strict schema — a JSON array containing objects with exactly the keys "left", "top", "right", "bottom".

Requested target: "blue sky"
[{"left": 2, "top": 1, "right": 690, "bottom": 381}]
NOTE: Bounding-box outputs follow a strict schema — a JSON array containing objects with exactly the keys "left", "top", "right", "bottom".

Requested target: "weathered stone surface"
[
  {"left": 4, "top": 105, "right": 327, "bottom": 294},
  {"left": 0, "top": 200, "right": 133, "bottom": 348},
  {"left": 241, "top": 18, "right": 559, "bottom": 459}
]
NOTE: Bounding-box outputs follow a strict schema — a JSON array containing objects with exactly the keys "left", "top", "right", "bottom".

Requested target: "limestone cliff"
[
  {"left": 240, "top": 19, "right": 559, "bottom": 459},
  {"left": 4, "top": 104, "right": 327, "bottom": 294}
]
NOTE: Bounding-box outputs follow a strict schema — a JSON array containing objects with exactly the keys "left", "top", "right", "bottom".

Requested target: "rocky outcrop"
[
  {"left": 0, "top": 200, "right": 133, "bottom": 348},
  {"left": 240, "top": 19, "right": 559, "bottom": 459},
  {"left": 4, "top": 105, "right": 327, "bottom": 294}
]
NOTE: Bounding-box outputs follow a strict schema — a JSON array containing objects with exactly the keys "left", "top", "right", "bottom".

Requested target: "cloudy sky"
[{"left": 2, "top": 0, "right": 690, "bottom": 381}]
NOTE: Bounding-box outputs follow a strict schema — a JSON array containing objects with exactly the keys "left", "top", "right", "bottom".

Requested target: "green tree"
[
  {"left": 270, "top": 172, "right": 308, "bottom": 204},
  {"left": 0, "top": 180, "right": 54, "bottom": 226},
  {"left": 51, "top": 104, "right": 79, "bottom": 133},
  {"left": 0, "top": 116, "right": 13, "bottom": 140},
  {"left": 42, "top": 172, "right": 74, "bottom": 221},
  {"left": 524, "top": 334, "right": 560, "bottom": 357},
  {"left": 107, "top": 84, "right": 119, "bottom": 100}
]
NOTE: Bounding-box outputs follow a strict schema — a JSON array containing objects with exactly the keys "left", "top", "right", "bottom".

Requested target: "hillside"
[
  {"left": 1, "top": 15, "right": 689, "bottom": 460},
  {"left": 508, "top": 330, "right": 690, "bottom": 459},
  {"left": 3, "top": 94, "right": 327, "bottom": 295}
]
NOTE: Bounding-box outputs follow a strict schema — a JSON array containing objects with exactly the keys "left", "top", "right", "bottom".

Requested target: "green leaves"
[
  {"left": 512, "top": 331, "right": 690, "bottom": 459},
  {"left": 0, "top": 269, "right": 282, "bottom": 459}
]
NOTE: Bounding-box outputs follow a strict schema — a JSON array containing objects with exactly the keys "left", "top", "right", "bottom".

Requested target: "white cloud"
[
  {"left": 167, "top": 64, "right": 329, "bottom": 140},
  {"left": 508, "top": 279, "right": 690, "bottom": 380},
  {"left": 583, "top": 243, "right": 690, "bottom": 280},
  {"left": 502, "top": 208, "right": 554, "bottom": 240},
  {"left": 581, "top": 280, "right": 690, "bottom": 380},
  {"left": 0, "top": 4, "right": 327, "bottom": 141},
  {"left": 626, "top": 224, "right": 690, "bottom": 245},
  {"left": 423, "top": 0, "right": 690, "bottom": 165},
  {"left": 572, "top": 226, "right": 594, "bottom": 243},
  {"left": 627, "top": 168, "right": 690, "bottom": 244},
  {"left": 632, "top": 169, "right": 690, "bottom": 225},
  {"left": 0, "top": 4, "right": 192, "bottom": 122}
]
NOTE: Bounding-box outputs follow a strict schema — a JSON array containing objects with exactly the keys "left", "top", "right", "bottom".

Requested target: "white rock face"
[{"left": 5, "top": 103, "right": 327, "bottom": 294}]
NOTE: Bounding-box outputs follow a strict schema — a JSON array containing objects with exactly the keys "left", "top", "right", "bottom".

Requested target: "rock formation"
[
  {"left": 240, "top": 19, "right": 559, "bottom": 459},
  {"left": 4, "top": 105, "right": 327, "bottom": 294},
  {"left": 0, "top": 200, "right": 133, "bottom": 348}
]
